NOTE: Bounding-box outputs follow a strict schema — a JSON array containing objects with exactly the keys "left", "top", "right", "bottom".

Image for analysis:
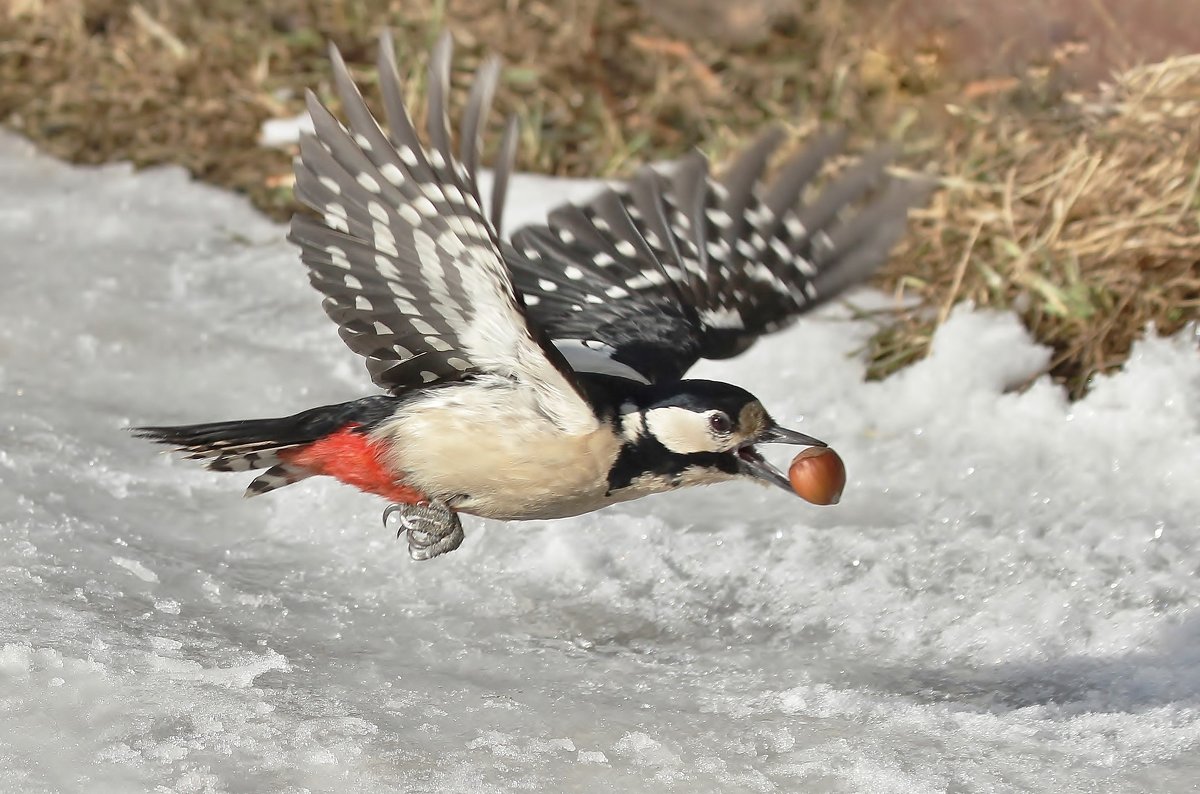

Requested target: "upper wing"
[
  {"left": 506, "top": 129, "right": 930, "bottom": 383},
  {"left": 288, "top": 32, "right": 597, "bottom": 434}
]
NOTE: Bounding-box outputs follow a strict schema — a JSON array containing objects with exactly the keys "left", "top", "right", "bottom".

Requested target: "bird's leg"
[{"left": 382, "top": 500, "right": 464, "bottom": 561}]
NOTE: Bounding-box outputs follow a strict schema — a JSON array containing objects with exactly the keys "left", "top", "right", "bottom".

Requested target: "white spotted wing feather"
[
  {"left": 289, "top": 32, "right": 596, "bottom": 434},
  {"left": 507, "top": 128, "right": 931, "bottom": 383}
]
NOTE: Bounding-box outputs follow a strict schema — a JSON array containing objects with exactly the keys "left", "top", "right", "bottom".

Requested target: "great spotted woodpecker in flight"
[{"left": 136, "top": 31, "right": 927, "bottom": 560}]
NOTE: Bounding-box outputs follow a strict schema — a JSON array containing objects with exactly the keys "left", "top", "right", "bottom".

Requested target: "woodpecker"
[{"left": 136, "top": 31, "right": 926, "bottom": 560}]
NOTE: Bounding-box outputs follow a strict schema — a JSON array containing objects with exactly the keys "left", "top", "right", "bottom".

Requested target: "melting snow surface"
[{"left": 1, "top": 132, "right": 1199, "bottom": 792}]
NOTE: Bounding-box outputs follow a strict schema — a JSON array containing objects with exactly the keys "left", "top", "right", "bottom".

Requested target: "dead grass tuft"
[{"left": 871, "top": 56, "right": 1200, "bottom": 396}]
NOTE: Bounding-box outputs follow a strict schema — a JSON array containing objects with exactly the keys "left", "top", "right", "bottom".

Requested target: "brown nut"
[{"left": 788, "top": 447, "right": 846, "bottom": 506}]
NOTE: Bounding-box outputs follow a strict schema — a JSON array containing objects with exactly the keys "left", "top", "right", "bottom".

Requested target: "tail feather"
[
  {"left": 204, "top": 449, "right": 292, "bottom": 473},
  {"left": 134, "top": 419, "right": 314, "bottom": 472},
  {"left": 133, "top": 396, "right": 398, "bottom": 492},
  {"left": 245, "top": 463, "right": 314, "bottom": 497}
]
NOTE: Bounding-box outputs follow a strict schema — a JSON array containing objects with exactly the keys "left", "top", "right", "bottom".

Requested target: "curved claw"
[
  {"left": 382, "top": 503, "right": 405, "bottom": 533},
  {"left": 381, "top": 501, "right": 465, "bottom": 560}
]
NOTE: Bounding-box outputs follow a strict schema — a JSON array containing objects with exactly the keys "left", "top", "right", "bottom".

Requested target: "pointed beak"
[
  {"left": 735, "top": 424, "right": 825, "bottom": 492},
  {"left": 758, "top": 425, "right": 826, "bottom": 448}
]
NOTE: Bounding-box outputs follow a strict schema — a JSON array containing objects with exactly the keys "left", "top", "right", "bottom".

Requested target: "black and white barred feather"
[
  {"left": 289, "top": 31, "right": 597, "bottom": 434},
  {"left": 506, "top": 129, "right": 930, "bottom": 383},
  {"left": 133, "top": 419, "right": 315, "bottom": 496},
  {"left": 290, "top": 29, "right": 925, "bottom": 403}
]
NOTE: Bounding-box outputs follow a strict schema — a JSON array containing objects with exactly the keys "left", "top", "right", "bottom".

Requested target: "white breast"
[{"left": 370, "top": 378, "right": 623, "bottom": 520}]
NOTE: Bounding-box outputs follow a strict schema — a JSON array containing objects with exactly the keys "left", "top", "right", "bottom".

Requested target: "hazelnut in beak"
[{"left": 788, "top": 447, "right": 846, "bottom": 505}]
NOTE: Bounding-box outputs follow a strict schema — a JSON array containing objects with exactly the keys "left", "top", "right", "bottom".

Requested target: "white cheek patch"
[{"left": 644, "top": 407, "right": 719, "bottom": 455}]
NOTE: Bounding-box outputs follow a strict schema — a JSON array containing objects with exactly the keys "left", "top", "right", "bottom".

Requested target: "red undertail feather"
[{"left": 280, "top": 425, "right": 426, "bottom": 503}]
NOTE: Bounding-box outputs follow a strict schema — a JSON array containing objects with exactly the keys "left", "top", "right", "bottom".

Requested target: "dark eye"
[{"left": 708, "top": 412, "right": 732, "bottom": 434}]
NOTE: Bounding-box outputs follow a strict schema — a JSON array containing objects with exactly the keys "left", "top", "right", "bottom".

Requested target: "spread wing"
[
  {"left": 289, "top": 32, "right": 597, "bottom": 434},
  {"left": 506, "top": 129, "right": 930, "bottom": 384}
]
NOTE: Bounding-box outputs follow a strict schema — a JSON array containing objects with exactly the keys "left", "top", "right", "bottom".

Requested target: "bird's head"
[{"left": 616, "top": 379, "right": 824, "bottom": 493}]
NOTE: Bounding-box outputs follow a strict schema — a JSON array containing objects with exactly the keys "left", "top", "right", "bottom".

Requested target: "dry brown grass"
[
  {"left": 1, "top": 0, "right": 1196, "bottom": 397},
  {"left": 0, "top": 0, "right": 891, "bottom": 215},
  {"left": 871, "top": 56, "right": 1200, "bottom": 395}
]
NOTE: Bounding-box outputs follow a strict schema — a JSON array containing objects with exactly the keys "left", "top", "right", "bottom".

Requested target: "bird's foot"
[{"left": 382, "top": 501, "right": 464, "bottom": 561}]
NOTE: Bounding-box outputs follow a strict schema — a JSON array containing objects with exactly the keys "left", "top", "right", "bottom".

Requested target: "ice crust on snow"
[{"left": 1, "top": 130, "right": 1198, "bottom": 792}]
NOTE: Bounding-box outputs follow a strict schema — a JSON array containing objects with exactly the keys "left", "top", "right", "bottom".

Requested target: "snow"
[
  {"left": 258, "top": 112, "right": 314, "bottom": 149},
  {"left": 1, "top": 129, "right": 1199, "bottom": 792}
]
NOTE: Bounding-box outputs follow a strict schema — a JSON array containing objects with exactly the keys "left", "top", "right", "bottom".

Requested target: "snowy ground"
[{"left": 1, "top": 130, "right": 1198, "bottom": 793}]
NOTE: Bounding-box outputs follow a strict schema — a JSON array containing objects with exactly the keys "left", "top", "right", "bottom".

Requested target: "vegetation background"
[{"left": 2, "top": 0, "right": 1196, "bottom": 396}]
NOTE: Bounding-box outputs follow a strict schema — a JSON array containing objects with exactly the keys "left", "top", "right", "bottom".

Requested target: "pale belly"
[{"left": 369, "top": 381, "right": 627, "bottom": 521}]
